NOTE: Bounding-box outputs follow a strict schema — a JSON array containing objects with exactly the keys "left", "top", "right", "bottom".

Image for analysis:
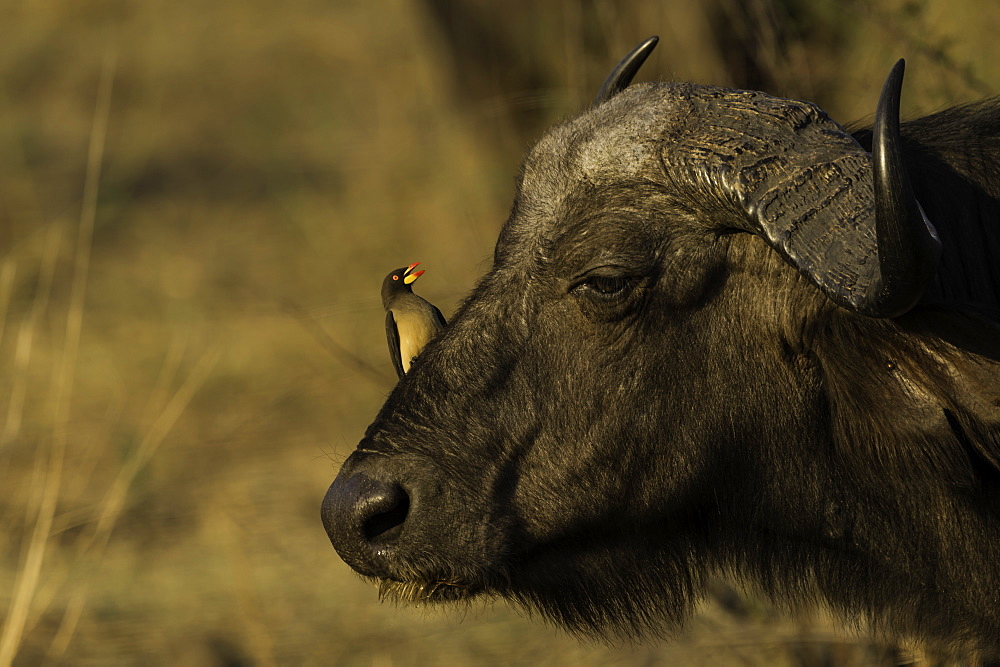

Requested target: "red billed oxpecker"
[{"left": 381, "top": 263, "right": 447, "bottom": 379}]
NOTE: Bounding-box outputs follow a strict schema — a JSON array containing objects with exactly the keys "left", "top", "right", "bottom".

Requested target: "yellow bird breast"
[{"left": 393, "top": 309, "right": 438, "bottom": 373}]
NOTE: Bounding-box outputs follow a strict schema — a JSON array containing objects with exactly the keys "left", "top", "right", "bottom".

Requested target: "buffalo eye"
[
  {"left": 570, "top": 266, "right": 643, "bottom": 322},
  {"left": 578, "top": 274, "right": 632, "bottom": 298}
]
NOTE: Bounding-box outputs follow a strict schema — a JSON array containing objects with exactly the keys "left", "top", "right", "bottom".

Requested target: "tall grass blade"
[{"left": 0, "top": 49, "right": 116, "bottom": 667}]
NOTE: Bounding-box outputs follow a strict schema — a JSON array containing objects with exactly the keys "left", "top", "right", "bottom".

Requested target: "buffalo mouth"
[{"left": 366, "top": 575, "right": 484, "bottom": 604}]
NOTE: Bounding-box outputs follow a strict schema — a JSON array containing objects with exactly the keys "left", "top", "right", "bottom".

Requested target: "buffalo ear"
[{"left": 592, "top": 36, "right": 659, "bottom": 107}]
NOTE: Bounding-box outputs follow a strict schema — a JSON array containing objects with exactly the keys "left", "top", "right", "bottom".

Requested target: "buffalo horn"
[
  {"left": 869, "top": 59, "right": 941, "bottom": 317},
  {"left": 670, "top": 61, "right": 941, "bottom": 317},
  {"left": 593, "top": 36, "right": 659, "bottom": 107}
]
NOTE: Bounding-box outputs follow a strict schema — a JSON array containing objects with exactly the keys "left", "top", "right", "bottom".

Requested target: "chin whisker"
[{"left": 371, "top": 576, "right": 474, "bottom": 604}]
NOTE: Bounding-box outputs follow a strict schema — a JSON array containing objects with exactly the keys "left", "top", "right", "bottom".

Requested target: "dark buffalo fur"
[{"left": 322, "top": 78, "right": 1000, "bottom": 654}]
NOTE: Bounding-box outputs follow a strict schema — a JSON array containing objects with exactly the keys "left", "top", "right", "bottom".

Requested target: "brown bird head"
[{"left": 381, "top": 262, "right": 424, "bottom": 308}]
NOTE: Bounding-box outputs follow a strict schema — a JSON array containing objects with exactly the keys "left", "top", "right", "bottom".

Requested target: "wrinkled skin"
[{"left": 323, "top": 83, "right": 1000, "bottom": 648}]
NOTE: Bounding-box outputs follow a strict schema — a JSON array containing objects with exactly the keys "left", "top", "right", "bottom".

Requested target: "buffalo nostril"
[
  {"left": 362, "top": 485, "right": 410, "bottom": 543},
  {"left": 322, "top": 471, "right": 413, "bottom": 576}
]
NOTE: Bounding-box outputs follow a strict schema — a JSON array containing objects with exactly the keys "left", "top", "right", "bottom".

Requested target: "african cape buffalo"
[{"left": 322, "top": 37, "right": 1000, "bottom": 653}]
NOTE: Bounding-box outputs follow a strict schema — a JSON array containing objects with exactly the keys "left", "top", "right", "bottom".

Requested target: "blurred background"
[{"left": 0, "top": 0, "right": 996, "bottom": 664}]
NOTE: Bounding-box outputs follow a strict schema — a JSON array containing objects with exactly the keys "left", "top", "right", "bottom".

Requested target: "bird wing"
[
  {"left": 431, "top": 303, "right": 447, "bottom": 329},
  {"left": 385, "top": 310, "right": 404, "bottom": 379}
]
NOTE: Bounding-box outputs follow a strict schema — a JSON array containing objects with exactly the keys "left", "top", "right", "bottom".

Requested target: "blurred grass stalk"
[
  {"left": 0, "top": 46, "right": 221, "bottom": 662},
  {"left": 0, "top": 261, "right": 17, "bottom": 383},
  {"left": 0, "top": 47, "right": 117, "bottom": 667},
  {"left": 38, "top": 345, "right": 220, "bottom": 665}
]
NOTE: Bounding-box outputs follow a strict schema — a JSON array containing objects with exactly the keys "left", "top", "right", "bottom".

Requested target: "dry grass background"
[{"left": 0, "top": 0, "right": 997, "bottom": 664}]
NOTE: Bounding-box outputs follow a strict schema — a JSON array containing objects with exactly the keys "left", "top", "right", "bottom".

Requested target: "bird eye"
[{"left": 393, "top": 275, "right": 399, "bottom": 281}]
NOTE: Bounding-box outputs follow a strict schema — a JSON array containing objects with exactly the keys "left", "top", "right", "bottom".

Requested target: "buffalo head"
[{"left": 322, "top": 38, "right": 1000, "bottom": 646}]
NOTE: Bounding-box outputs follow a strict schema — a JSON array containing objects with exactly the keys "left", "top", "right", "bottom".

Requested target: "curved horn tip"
[
  {"left": 592, "top": 36, "right": 660, "bottom": 107},
  {"left": 870, "top": 56, "right": 942, "bottom": 318},
  {"left": 879, "top": 59, "right": 906, "bottom": 113}
]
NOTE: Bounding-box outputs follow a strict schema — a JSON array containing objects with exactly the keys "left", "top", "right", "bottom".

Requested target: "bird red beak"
[{"left": 403, "top": 262, "right": 424, "bottom": 284}]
